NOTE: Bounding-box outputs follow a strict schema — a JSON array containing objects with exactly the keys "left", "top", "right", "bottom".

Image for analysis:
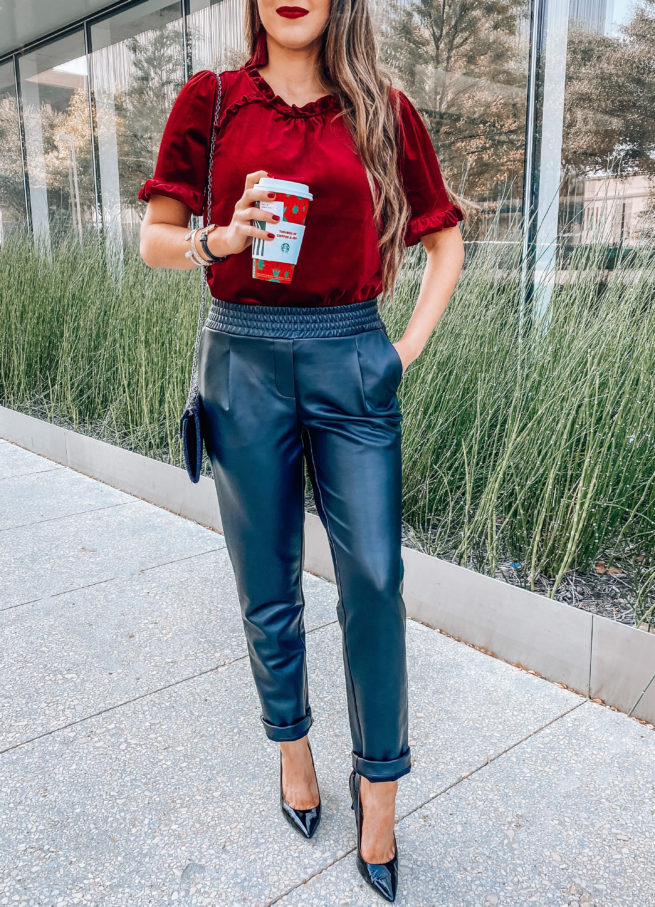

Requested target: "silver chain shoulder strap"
[{"left": 184, "top": 69, "right": 224, "bottom": 413}]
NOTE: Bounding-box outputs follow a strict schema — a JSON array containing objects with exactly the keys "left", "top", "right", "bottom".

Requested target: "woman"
[{"left": 138, "top": 0, "right": 466, "bottom": 901}]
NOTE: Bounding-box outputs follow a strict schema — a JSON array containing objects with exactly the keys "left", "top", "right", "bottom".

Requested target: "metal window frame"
[
  {"left": 520, "top": 0, "right": 548, "bottom": 328},
  {"left": 11, "top": 53, "right": 32, "bottom": 232}
]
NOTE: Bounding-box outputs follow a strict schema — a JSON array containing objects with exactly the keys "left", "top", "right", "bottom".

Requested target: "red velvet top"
[{"left": 137, "top": 33, "right": 465, "bottom": 307}]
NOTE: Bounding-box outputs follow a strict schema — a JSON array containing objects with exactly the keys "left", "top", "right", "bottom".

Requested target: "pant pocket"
[
  {"left": 198, "top": 327, "right": 231, "bottom": 413},
  {"left": 198, "top": 328, "right": 231, "bottom": 463},
  {"left": 383, "top": 329, "right": 404, "bottom": 383},
  {"left": 355, "top": 328, "right": 403, "bottom": 412}
]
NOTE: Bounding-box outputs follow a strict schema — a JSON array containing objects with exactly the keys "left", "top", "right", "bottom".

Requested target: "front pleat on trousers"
[{"left": 198, "top": 296, "right": 411, "bottom": 782}]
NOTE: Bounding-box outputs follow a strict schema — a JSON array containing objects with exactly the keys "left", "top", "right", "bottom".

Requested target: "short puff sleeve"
[
  {"left": 137, "top": 69, "right": 219, "bottom": 216},
  {"left": 393, "top": 88, "right": 465, "bottom": 246}
]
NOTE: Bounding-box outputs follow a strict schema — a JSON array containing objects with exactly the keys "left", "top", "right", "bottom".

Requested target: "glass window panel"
[
  {"left": 372, "top": 0, "right": 532, "bottom": 248},
  {"left": 90, "top": 0, "right": 184, "bottom": 248},
  {"left": 560, "top": 0, "right": 655, "bottom": 252},
  {"left": 187, "top": 0, "right": 247, "bottom": 73},
  {"left": 18, "top": 30, "right": 93, "bottom": 248},
  {"left": 189, "top": 0, "right": 531, "bottom": 248},
  {"left": 0, "top": 61, "right": 27, "bottom": 238}
]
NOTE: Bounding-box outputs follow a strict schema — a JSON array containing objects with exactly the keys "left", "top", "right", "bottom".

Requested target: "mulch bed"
[{"left": 304, "top": 493, "right": 652, "bottom": 631}]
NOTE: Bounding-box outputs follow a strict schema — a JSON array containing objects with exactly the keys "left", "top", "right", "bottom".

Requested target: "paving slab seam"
[
  {"left": 135, "top": 545, "right": 229, "bottom": 575},
  {"left": 0, "top": 545, "right": 226, "bottom": 614},
  {"left": 0, "top": 575, "right": 121, "bottom": 614},
  {"left": 0, "top": 615, "right": 340, "bottom": 756},
  {"left": 268, "top": 699, "right": 588, "bottom": 906},
  {"left": 267, "top": 849, "right": 360, "bottom": 906},
  {"left": 0, "top": 654, "right": 255, "bottom": 757},
  {"left": 0, "top": 498, "right": 136, "bottom": 533},
  {"left": 0, "top": 465, "right": 64, "bottom": 482},
  {"left": 394, "top": 699, "right": 588, "bottom": 822}
]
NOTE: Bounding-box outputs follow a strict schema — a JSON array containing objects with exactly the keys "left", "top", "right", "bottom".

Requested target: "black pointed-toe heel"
[
  {"left": 280, "top": 738, "right": 321, "bottom": 839},
  {"left": 349, "top": 768, "right": 399, "bottom": 903}
]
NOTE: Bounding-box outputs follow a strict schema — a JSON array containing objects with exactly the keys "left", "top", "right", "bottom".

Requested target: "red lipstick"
[{"left": 276, "top": 6, "right": 309, "bottom": 17}]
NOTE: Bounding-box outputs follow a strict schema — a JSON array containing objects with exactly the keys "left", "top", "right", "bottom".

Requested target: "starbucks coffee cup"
[{"left": 251, "top": 177, "right": 313, "bottom": 283}]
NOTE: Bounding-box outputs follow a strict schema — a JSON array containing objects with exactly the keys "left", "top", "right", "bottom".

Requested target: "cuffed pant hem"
[
  {"left": 352, "top": 746, "right": 412, "bottom": 782},
  {"left": 260, "top": 707, "right": 313, "bottom": 742}
]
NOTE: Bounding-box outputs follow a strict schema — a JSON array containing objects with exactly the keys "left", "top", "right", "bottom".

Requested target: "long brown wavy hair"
[{"left": 244, "top": 0, "right": 469, "bottom": 305}]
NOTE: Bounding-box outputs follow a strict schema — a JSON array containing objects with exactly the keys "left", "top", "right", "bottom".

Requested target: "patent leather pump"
[
  {"left": 279, "top": 738, "right": 321, "bottom": 838},
  {"left": 349, "top": 768, "right": 399, "bottom": 902}
]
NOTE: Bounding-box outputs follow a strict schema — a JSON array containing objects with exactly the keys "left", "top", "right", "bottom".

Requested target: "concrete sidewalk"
[{"left": 0, "top": 438, "right": 652, "bottom": 906}]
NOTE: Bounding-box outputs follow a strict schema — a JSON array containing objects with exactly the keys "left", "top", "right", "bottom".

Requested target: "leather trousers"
[{"left": 198, "top": 297, "right": 411, "bottom": 783}]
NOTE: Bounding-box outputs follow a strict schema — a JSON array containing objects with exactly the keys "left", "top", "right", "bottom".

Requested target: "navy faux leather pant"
[{"left": 198, "top": 296, "right": 411, "bottom": 783}]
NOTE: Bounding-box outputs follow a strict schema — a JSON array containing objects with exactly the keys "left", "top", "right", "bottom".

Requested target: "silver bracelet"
[{"left": 185, "top": 227, "right": 209, "bottom": 267}]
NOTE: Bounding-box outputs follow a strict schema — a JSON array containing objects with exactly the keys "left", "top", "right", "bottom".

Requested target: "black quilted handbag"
[{"left": 179, "top": 70, "right": 224, "bottom": 483}]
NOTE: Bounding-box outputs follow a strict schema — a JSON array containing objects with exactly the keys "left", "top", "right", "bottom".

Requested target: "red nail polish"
[
  {"left": 267, "top": 232, "right": 275, "bottom": 239},
  {"left": 272, "top": 214, "right": 281, "bottom": 221},
  {"left": 267, "top": 192, "right": 276, "bottom": 198}
]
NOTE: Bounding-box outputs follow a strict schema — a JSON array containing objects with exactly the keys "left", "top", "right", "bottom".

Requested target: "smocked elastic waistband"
[{"left": 205, "top": 297, "right": 385, "bottom": 338}]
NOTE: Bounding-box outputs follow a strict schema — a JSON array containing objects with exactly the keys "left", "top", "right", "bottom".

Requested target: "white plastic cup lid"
[{"left": 255, "top": 177, "right": 313, "bottom": 201}]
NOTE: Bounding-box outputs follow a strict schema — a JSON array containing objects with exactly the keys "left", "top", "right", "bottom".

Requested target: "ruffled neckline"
[{"left": 244, "top": 60, "right": 341, "bottom": 118}]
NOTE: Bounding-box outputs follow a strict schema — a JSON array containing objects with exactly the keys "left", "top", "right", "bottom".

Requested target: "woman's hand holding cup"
[{"left": 208, "top": 169, "right": 279, "bottom": 258}]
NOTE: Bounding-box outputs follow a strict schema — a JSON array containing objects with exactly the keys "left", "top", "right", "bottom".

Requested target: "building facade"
[{"left": 0, "top": 0, "right": 652, "bottom": 267}]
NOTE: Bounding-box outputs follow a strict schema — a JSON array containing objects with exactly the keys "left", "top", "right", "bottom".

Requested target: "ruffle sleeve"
[
  {"left": 392, "top": 88, "right": 465, "bottom": 246},
  {"left": 137, "top": 68, "right": 219, "bottom": 217}
]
